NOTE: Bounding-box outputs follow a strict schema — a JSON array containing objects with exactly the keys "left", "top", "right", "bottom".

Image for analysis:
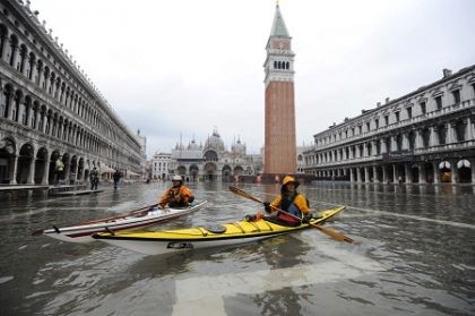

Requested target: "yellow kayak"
[{"left": 93, "top": 206, "right": 346, "bottom": 255}]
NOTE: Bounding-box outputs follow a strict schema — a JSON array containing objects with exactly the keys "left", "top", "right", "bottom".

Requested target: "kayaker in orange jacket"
[
  {"left": 158, "top": 175, "right": 194, "bottom": 208},
  {"left": 261, "top": 176, "right": 311, "bottom": 226}
]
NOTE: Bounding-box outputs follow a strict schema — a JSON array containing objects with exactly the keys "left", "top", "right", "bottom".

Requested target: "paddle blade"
[
  {"left": 311, "top": 223, "right": 354, "bottom": 243},
  {"left": 31, "top": 229, "right": 44, "bottom": 236}
]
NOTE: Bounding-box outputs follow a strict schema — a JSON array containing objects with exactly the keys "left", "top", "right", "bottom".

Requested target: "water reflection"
[{"left": 0, "top": 182, "right": 474, "bottom": 316}]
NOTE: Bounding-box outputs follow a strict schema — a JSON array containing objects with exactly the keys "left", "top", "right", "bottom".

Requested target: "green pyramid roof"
[{"left": 270, "top": 4, "right": 289, "bottom": 37}]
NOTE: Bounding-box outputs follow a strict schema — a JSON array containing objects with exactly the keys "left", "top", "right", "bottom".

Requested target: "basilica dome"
[
  {"left": 231, "top": 139, "right": 246, "bottom": 156},
  {"left": 205, "top": 129, "right": 225, "bottom": 152}
]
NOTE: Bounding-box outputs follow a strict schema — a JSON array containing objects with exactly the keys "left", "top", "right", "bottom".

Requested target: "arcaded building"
[
  {"left": 303, "top": 66, "right": 475, "bottom": 184},
  {"left": 0, "top": 0, "right": 144, "bottom": 185},
  {"left": 263, "top": 4, "right": 296, "bottom": 175},
  {"left": 164, "top": 130, "right": 262, "bottom": 181}
]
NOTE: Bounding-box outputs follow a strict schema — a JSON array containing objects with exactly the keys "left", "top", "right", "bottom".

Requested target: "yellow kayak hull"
[{"left": 93, "top": 206, "right": 346, "bottom": 255}]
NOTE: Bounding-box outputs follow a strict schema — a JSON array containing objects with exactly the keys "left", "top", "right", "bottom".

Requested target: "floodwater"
[{"left": 0, "top": 182, "right": 474, "bottom": 316}]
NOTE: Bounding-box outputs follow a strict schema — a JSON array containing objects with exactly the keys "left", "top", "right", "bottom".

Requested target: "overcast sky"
[{"left": 33, "top": 0, "right": 475, "bottom": 156}]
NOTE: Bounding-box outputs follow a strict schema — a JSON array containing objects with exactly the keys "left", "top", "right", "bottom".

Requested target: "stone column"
[
  {"left": 419, "top": 164, "right": 426, "bottom": 184},
  {"left": 391, "top": 136, "right": 398, "bottom": 152},
  {"left": 393, "top": 164, "right": 398, "bottom": 183},
  {"left": 364, "top": 167, "right": 370, "bottom": 183},
  {"left": 63, "top": 157, "right": 71, "bottom": 183},
  {"left": 37, "top": 67, "right": 43, "bottom": 87},
  {"left": 356, "top": 167, "right": 362, "bottom": 183},
  {"left": 42, "top": 155, "right": 50, "bottom": 185},
  {"left": 465, "top": 117, "right": 474, "bottom": 141},
  {"left": 470, "top": 159, "right": 475, "bottom": 185},
  {"left": 373, "top": 166, "right": 379, "bottom": 183},
  {"left": 447, "top": 122, "right": 456, "bottom": 144},
  {"left": 382, "top": 166, "right": 388, "bottom": 184},
  {"left": 350, "top": 168, "right": 355, "bottom": 182},
  {"left": 363, "top": 143, "right": 369, "bottom": 157},
  {"left": 429, "top": 127, "right": 439, "bottom": 147},
  {"left": 26, "top": 105, "right": 34, "bottom": 128},
  {"left": 45, "top": 76, "right": 50, "bottom": 93},
  {"left": 0, "top": 41, "right": 8, "bottom": 61},
  {"left": 415, "top": 130, "right": 424, "bottom": 149},
  {"left": 381, "top": 139, "right": 387, "bottom": 154},
  {"left": 450, "top": 160, "right": 458, "bottom": 184},
  {"left": 73, "top": 161, "right": 79, "bottom": 184},
  {"left": 9, "top": 155, "right": 18, "bottom": 185},
  {"left": 402, "top": 134, "right": 409, "bottom": 151},
  {"left": 34, "top": 110, "right": 40, "bottom": 130},
  {"left": 29, "top": 60, "right": 37, "bottom": 82},
  {"left": 404, "top": 164, "right": 412, "bottom": 184},
  {"left": 27, "top": 155, "right": 36, "bottom": 185},
  {"left": 80, "top": 162, "right": 86, "bottom": 182},
  {"left": 432, "top": 161, "right": 440, "bottom": 184}
]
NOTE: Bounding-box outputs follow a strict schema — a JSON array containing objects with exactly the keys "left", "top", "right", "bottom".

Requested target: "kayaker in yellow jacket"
[
  {"left": 158, "top": 175, "right": 194, "bottom": 208},
  {"left": 262, "top": 176, "right": 311, "bottom": 226}
]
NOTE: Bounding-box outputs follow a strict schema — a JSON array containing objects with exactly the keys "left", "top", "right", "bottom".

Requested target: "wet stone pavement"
[{"left": 0, "top": 182, "right": 474, "bottom": 315}]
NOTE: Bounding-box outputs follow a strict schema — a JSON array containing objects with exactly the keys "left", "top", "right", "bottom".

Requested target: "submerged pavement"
[{"left": 0, "top": 181, "right": 474, "bottom": 315}]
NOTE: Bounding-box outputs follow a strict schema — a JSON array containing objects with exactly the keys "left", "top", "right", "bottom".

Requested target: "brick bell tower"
[{"left": 263, "top": 4, "right": 296, "bottom": 175}]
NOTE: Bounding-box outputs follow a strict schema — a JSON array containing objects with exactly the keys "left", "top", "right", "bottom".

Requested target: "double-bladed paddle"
[{"left": 229, "top": 186, "right": 354, "bottom": 243}]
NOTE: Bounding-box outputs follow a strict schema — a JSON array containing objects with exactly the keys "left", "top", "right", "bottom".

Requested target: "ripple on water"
[{"left": 0, "top": 276, "right": 14, "bottom": 285}]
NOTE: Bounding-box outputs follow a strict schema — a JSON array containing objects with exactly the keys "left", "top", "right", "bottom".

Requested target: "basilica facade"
[
  {"left": 149, "top": 130, "right": 262, "bottom": 181},
  {"left": 0, "top": 0, "right": 144, "bottom": 185}
]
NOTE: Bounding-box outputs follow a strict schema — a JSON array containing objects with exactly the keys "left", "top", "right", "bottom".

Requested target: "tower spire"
[{"left": 270, "top": 2, "right": 289, "bottom": 38}]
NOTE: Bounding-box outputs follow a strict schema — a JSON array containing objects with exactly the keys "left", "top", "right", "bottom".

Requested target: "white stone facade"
[
  {"left": 303, "top": 66, "right": 475, "bottom": 184},
  {"left": 160, "top": 130, "right": 262, "bottom": 181},
  {"left": 150, "top": 152, "right": 172, "bottom": 180},
  {"left": 0, "top": 0, "right": 144, "bottom": 184}
]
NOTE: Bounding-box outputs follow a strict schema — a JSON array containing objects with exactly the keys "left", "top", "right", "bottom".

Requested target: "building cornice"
[{"left": 312, "top": 65, "right": 475, "bottom": 138}]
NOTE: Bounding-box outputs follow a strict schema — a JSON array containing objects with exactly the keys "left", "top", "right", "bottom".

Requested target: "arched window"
[
  {"left": 43, "top": 66, "right": 49, "bottom": 90},
  {"left": 22, "top": 96, "right": 31, "bottom": 126},
  {"left": 274, "top": 61, "right": 277, "bottom": 69},
  {"left": 0, "top": 24, "right": 8, "bottom": 61},
  {"left": 8, "top": 34, "right": 18, "bottom": 66},
  {"left": 49, "top": 72, "right": 55, "bottom": 95},
  {"left": 1, "top": 85, "right": 13, "bottom": 118},
  {"left": 19, "top": 44, "right": 27, "bottom": 73},
  {"left": 277, "top": 61, "right": 281, "bottom": 69},
  {"left": 35, "top": 59, "right": 43, "bottom": 84},
  {"left": 286, "top": 61, "right": 289, "bottom": 69},
  {"left": 12, "top": 90, "right": 22, "bottom": 122},
  {"left": 27, "top": 52, "right": 36, "bottom": 80}
]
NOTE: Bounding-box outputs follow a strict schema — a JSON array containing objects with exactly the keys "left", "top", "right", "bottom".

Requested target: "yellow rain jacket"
[{"left": 270, "top": 194, "right": 310, "bottom": 215}]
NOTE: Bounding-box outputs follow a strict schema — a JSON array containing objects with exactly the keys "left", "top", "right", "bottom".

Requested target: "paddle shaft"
[{"left": 81, "top": 203, "right": 158, "bottom": 225}]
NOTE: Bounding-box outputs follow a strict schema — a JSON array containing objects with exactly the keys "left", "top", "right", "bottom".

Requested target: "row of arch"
[
  {"left": 0, "top": 81, "right": 135, "bottom": 168},
  {"left": 0, "top": 21, "right": 140, "bottom": 154},
  {"left": 273, "top": 60, "right": 290, "bottom": 70},
  {"left": 0, "top": 136, "right": 120, "bottom": 185},
  {"left": 306, "top": 117, "right": 474, "bottom": 166},
  {"left": 174, "top": 163, "right": 253, "bottom": 181},
  {"left": 315, "top": 81, "right": 475, "bottom": 147},
  {"left": 309, "top": 159, "right": 475, "bottom": 184}
]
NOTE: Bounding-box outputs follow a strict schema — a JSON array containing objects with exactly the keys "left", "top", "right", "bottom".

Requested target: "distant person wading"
[
  {"left": 113, "top": 170, "right": 122, "bottom": 190},
  {"left": 90, "top": 167, "right": 99, "bottom": 191}
]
